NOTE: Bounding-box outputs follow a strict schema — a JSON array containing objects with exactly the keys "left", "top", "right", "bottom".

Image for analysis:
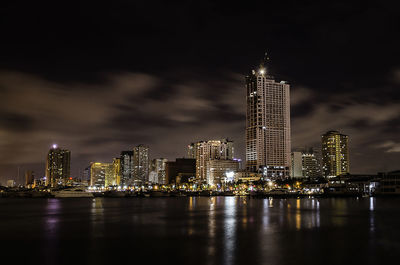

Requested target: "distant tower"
[
  {"left": 192, "top": 139, "right": 234, "bottom": 183},
  {"left": 321, "top": 130, "right": 349, "bottom": 177},
  {"left": 245, "top": 54, "right": 291, "bottom": 178},
  {"left": 45, "top": 145, "right": 71, "bottom": 187},
  {"left": 133, "top": 145, "right": 149, "bottom": 184},
  {"left": 120, "top": 151, "right": 134, "bottom": 185},
  {"left": 25, "top": 170, "right": 35, "bottom": 187}
]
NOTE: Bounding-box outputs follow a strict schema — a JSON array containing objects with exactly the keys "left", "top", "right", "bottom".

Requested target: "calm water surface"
[{"left": 0, "top": 197, "right": 399, "bottom": 265}]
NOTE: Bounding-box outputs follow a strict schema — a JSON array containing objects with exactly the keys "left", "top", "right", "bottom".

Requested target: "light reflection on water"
[{"left": 223, "top": 197, "right": 237, "bottom": 265}]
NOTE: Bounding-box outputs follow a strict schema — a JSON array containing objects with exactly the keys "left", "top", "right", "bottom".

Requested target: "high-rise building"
[
  {"left": 25, "top": 170, "right": 35, "bottom": 187},
  {"left": 192, "top": 139, "right": 234, "bottom": 183},
  {"left": 149, "top": 158, "right": 168, "bottom": 184},
  {"left": 187, "top": 143, "right": 196, "bottom": 158},
  {"left": 133, "top": 145, "right": 149, "bottom": 183},
  {"left": 120, "top": 151, "right": 133, "bottom": 185},
  {"left": 90, "top": 162, "right": 114, "bottom": 188},
  {"left": 302, "top": 149, "right": 322, "bottom": 178},
  {"left": 45, "top": 145, "right": 71, "bottom": 187},
  {"left": 290, "top": 152, "right": 303, "bottom": 178},
  {"left": 207, "top": 159, "right": 239, "bottom": 185},
  {"left": 321, "top": 130, "right": 349, "bottom": 178},
  {"left": 245, "top": 55, "right": 291, "bottom": 178},
  {"left": 112, "top": 158, "right": 121, "bottom": 186}
]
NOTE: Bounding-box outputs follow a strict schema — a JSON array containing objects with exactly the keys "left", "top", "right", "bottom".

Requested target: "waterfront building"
[
  {"left": 112, "top": 158, "right": 121, "bottom": 186},
  {"left": 192, "top": 139, "right": 234, "bottom": 183},
  {"left": 165, "top": 158, "right": 196, "bottom": 184},
  {"left": 321, "top": 130, "right": 349, "bottom": 178},
  {"left": 376, "top": 171, "right": 400, "bottom": 195},
  {"left": 245, "top": 54, "right": 291, "bottom": 178},
  {"left": 234, "top": 171, "right": 262, "bottom": 182},
  {"left": 45, "top": 145, "right": 71, "bottom": 187},
  {"left": 290, "top": 152, "right": 303, "bottom": 178},
  {"left": 187, "top": 143, "right": 196, "bottom": 158},
  {"left": 120, "top": 151, "right": 133, "bottom": 185},
  {"left": 90, "top": 162, "right": 111, "bottom": 188},
  {"left": 25, "top": 170, "right": 35, "bottom": 187},
  {"left": 206, "top": 159, "right": 239, "bottom": 185},
  {"left": 83, "top": 166, "right": 91, "bottom": 184},
  {"left": 6, "top": 179, "right": 15, "bottom": 187},
  {"left": 149, "top": 158, "right": 168, "bottom": 184},
  {"left": 133, "top": 145, "right": 149, "bottom": 184},
  {"left": 302, "top": 148, "right": 322, "bottom": 178}
]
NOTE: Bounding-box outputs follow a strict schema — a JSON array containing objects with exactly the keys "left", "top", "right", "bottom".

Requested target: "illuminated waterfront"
[{"left": 1, "top": 197, "right": 399, "bottom": 265}]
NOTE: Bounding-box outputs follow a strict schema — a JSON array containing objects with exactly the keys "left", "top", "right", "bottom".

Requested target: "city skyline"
[{"left": 0, "top": 1, "right": 399, "bottom": 183}]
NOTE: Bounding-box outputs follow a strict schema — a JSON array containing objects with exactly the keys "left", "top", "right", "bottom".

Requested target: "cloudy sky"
[{"left": 0, "top": 1, "right": 399, "bottom": 183}]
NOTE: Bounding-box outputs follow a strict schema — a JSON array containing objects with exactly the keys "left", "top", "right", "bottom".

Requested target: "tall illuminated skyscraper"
[
  {"left": 120, "top": 151, "right": 133, "bottom": 185},
  {"left": 45, "top": 145, "right": 71, "bottom": 187},
  {"left": 321, "top": 130, "right": 349, "bottom": 177},
  {"left": 133, "top": 144, "right": 149, "bottom": 183},
  {"left": 245, "top": 54, "right": 291, "bottom": 178}
]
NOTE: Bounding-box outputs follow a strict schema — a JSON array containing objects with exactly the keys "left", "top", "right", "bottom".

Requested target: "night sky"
[{"left": 0, "top": 1, "right": 399, "bottom": 183}]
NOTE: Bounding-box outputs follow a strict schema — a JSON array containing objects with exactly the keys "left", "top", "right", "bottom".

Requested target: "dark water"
[{"left": 0, "top": 197, "right": 399, "bottom": 265}]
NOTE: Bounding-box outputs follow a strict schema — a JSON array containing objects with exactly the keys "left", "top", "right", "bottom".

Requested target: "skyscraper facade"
[
  {"left": 192, "top": 139, "right": 234, "bottom": 183},
  {"left": 112, "top": 158, "right": 121, "bottom": 186},
  {"left": 25, "top": 170, "right": 35, "bottom": 187},
  {"left": 245, "top": 57, "right": 291, "bottom": 178},
  {"left": 133, "top": 145, "right": 149, "bottom": 183},
  {"left": 302, "top": 149, "right": 322, "bottom": 178},
  {"left": 149, "top": 158, "right": 168, "bottom": 184},
  {"left": 207, "top": 159, "right": 239, "bottom": 185},
  {"left": 45, "top": 145, "right": 71, "bottom": 187},
  {"left": 321, "top": 130, "right": 349, "bottom": 178},
  {"left": 120, "top": 151, "right": 133, "bottom": 185}
]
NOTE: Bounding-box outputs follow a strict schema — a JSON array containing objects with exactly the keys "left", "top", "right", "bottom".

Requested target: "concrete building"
[
  {"left": 206, "top": 159, "right": 239, "bottom": 185},
  {"left": 45, "top": 145, "right": 71, "bottom": 187},
  {"left": 25, "top": 170, "right": 35, "bottom": 187},
  {"left": 234, "top": 171, "right": 262, "bottom": 183},
  {"left": 120, "top": 151, "right": 133, "bottom": 185},
  {"left": 191, "top": 139, "right": 234, "bottom": 183},
  {"left": 321, "top": 130, "right": 349, "bottom": 178},
  {"left": 6, "top": 179, "right": 16, "bottom": 187},
  {"left": 302, "top": 149, "right": 322, "bottom": 178},
  {"left": 187, "top": 143, "right": 196, "bottom": 159},
  {"left": 112, "top": 158, "right": 121, "bottom": 186},
  {"left": 165, "top": 158, "right": 196, "bottom": 184},
  {"left": 133, "top": 145, "right": 149, "bottom": 184},
  {"left": 91, "top": 163, "right": 115, "bottom": 188},
  {"left": 149, "top": 158, "right": 168, "bottom": 184},
  {"left": 290, "top": 152, "right": 303, "bottom": 178},
  {"left": 245, "top": 54, "right": 291, "bottom": 178}
]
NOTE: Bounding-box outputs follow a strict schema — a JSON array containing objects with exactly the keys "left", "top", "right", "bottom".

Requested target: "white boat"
[{"left": 51, "top": 188, "right": 94, "bottom": 198}]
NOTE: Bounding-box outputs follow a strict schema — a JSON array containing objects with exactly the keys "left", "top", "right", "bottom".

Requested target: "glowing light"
[
  {"left": 259, "top": 68, "right": 265, "bottom": 75},
  {"left": 52, "top": 144, "right": 58, "bottom": 149},
  {"left": 226, "top": 171, "right": 235, "bottom": 182}
]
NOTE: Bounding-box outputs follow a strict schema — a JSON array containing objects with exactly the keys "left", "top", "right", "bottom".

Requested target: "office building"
[
  {"left": 302, "top": 149, "right": 322, "bottom": 178},
  {"left": 120, "top": 151, "right": 133, "bottom": 185},
  {"left": 25, "top": 170, "right": 35, "bottom": 187},
  {"left": 290, "top": 152, "right": 303, "bottom": 178},
  {"left": 45, "top": 145, "right": 71, "bottom": 187},
  {"left": 192, "top": 139, "right": 234, "bottom": 183},
  {"left": 207, "top": 159, "right": 239, "bottom": 185},
  {"left": 321, "top": 130, "right": 349, "bottom": 178},
  {"left": 245, "top": 55, "right": 291, "bottom": 178},
  {"left": 165, "top": 158, "right": 196, "bottom": 184},
  {"left": 149, "top": 158, "right": 168, "bottom": 184},
  {"left": 133, "top": 145, "right": 149, "bottom": 183},
  {"left": 112, "top": 158, "right": 121, "bottom": 186}
]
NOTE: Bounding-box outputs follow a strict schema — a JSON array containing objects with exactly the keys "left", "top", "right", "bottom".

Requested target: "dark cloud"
[{"left": 0, "top": 0, "right": 399, "bottom": 183}]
